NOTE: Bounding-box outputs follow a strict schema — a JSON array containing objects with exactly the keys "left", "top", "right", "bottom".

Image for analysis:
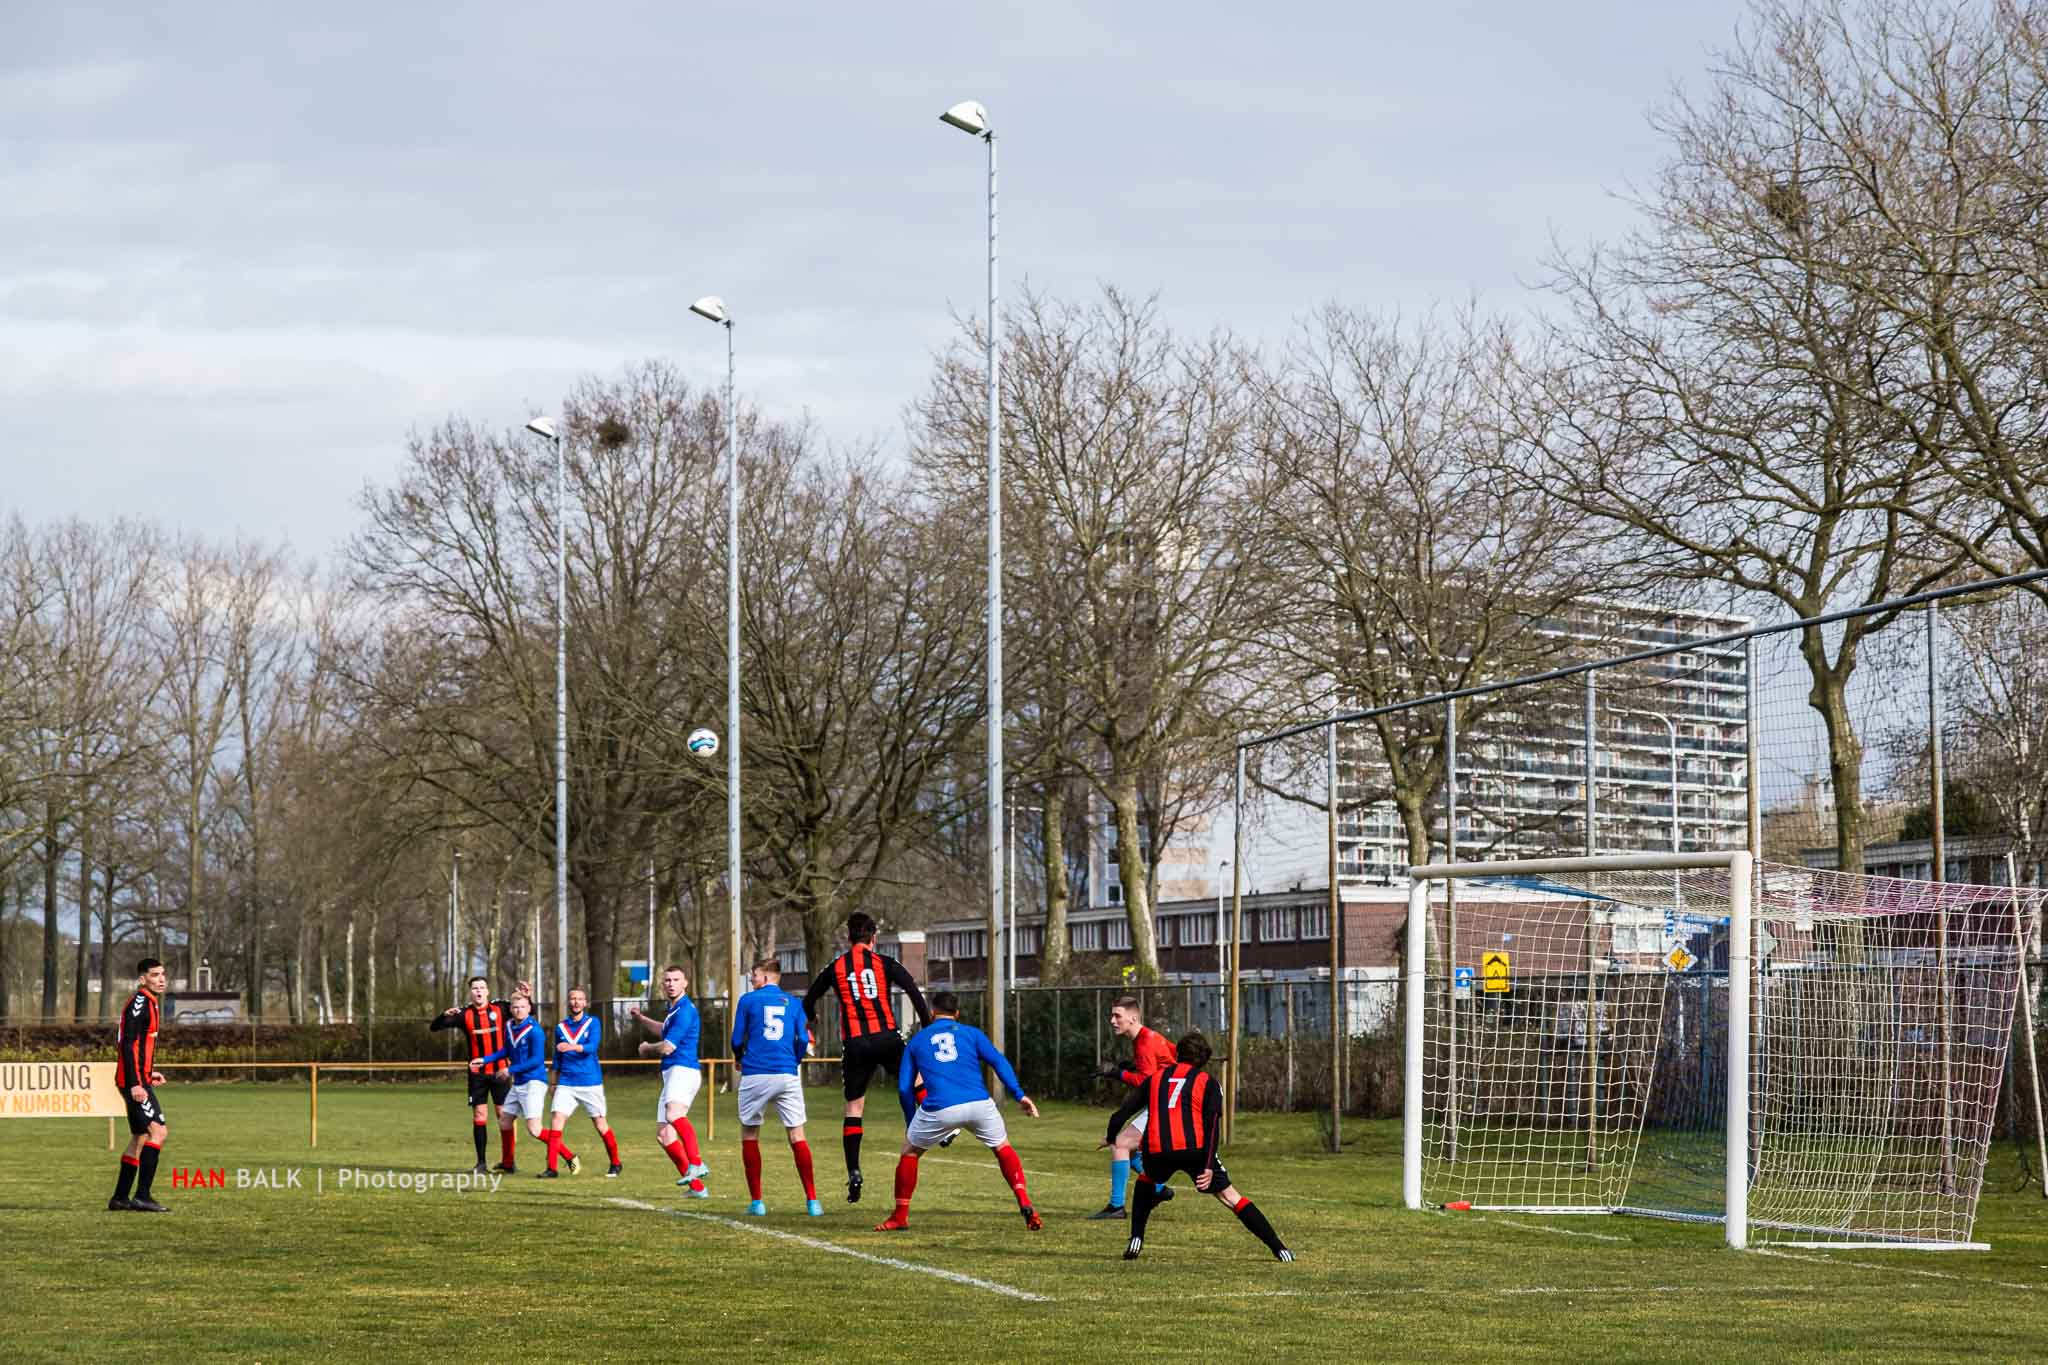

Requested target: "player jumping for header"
[
  {"left": 801, "top": 912, "right": 932, "bottom": 1204},
  {"left": 634, "top": 965, "right": 708, "bottom": 1197},
  {"left": 1120, "top": 1031, "right": 1291, "bottom": 1263},
  {"left": 874, "top": 991, "right": 1042, "bottom": 1232},
  {"left": 732, "top": 958, "right": 823, "bottom": 1216}
]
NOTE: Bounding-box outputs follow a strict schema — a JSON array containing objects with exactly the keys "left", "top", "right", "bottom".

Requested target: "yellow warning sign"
[
  {"left": 1481, "top": 951, "right": 1511, "bottom": 994},
  {"left": 1664, "top": 945, "right": 1697, "bottom": 973}
]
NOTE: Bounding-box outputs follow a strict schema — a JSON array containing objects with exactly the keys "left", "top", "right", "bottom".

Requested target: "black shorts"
[
  {"left": 124, "top": 1085, "right": 165, "bottom": 1136},
  {"left": 467, "top": 1070, "right": 512, "bottom": 1108},
  {"left": 841, "top": 1032, "right": 907, "bottom": 1100},
  {"left": 1141, "top": 1148, "right": 1229, "bottom": 1192}
]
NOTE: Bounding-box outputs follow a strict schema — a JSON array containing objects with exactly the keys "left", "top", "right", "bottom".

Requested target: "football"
[{"left": 687, "top": 727, "right": 719, "bottom": 756}]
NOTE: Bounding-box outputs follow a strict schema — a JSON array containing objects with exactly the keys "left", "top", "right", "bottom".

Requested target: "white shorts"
[
  {"left": 737, "top": 1073, "right": 806, "bottom": 1129},
  {"left": 502, "top": 1079, "right": 550, "bottom": 1121},
  {"left": 1124, "top": 1107, "right": 1149, "bottom": 1138},
  {"left": 551, "top": 1083, "right": 607, "bottom": 1118},
  {"left": 657, "top": 1065, "right": 702, "bottom": 1121},
  {"left": 907, "top": 1098, "right": 1008, "bottom": 1152}
]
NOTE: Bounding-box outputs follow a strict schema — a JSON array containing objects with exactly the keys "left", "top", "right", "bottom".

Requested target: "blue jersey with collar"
[
  {"left": 659, "top": 996, "right": 700, "bottom": 1071},
  {"left": 553, "top": 1012, "right": 603, "bottom": 1086},
  {"left": 477, "top": 1016, "right": 549, "bottom": 1084},
  {"left": 901, "top": 1018, "right": 1026, "bottom": 1111},
  {"left": 731, "top": 984, "right": 808, "bottom": 1077}
]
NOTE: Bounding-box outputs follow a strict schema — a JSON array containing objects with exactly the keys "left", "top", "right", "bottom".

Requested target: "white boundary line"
[
  {"left": 609, "top": 1197, "right": 1051, "bottom": 1302},
  {"left": 1480, "top": 1215, "right": 1632, "bottom": 1243},
  {"left": 1751, "top": 1246, "right": 2038, "bottom": 1293}
]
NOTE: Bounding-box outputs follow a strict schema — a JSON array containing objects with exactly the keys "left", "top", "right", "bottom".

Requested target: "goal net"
[{"left": 1401, "top": 852, "right": 2033, "bottom": 1250}]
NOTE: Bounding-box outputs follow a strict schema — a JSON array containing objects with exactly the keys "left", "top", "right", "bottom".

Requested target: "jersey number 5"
[
  {"left": 763, "top": 1004, "right": 785, "bottom": 1040},
  {"left": 933, "top": 1032, "right": 958, "bottom": 1063}
]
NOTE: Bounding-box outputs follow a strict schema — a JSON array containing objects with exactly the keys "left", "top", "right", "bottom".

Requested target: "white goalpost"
[{"left": 1403, "top": 851, "right": 2032, "bottom": 1251}]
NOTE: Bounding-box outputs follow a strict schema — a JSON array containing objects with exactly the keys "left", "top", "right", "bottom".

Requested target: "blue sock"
[
  {"left": 1130, "top": 1150, "right": 1146, "bottom": 1178},
  {"left": 1110, "top": 1158, "right": 1130, "bottom": 1209}
]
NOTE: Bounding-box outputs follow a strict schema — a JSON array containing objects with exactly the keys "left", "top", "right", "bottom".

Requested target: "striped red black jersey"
[
  {"left": 804, "top": 944, "right": 930, "bottom": 1041},
  {"left": 116, "top": 987, "right": 161, "bottom": 1088},
  {"left": 1142, "top": 1062, "right": 1222, "bottom": 1165},
  {"left": 430, "top": 1001, "right": 513, "bottom": 1075},
  {"left": 1118, "top": 1026, "right": 1179, "bottom": 1087}
]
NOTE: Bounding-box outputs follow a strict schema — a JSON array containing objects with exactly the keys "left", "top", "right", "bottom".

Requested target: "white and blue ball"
[{"left": 687, "top": 727, "right": 720, "bottom": 757}]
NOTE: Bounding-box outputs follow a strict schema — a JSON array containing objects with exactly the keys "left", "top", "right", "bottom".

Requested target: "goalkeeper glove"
[{"left": 1096, "top": 1061, "right": 1124, "bottom": 1080}]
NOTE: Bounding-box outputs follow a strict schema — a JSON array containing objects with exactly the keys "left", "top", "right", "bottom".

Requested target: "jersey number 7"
[{"left": 1166, "top": 1075, "right": 1187, "bottom": 1108}]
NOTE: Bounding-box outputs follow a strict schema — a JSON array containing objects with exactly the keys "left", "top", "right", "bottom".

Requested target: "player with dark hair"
[
  {"left": 801, "top": 911, "right": 932, "bottom": 1202},
  {"left": 1120, "top": 1030, "right": 1291, "bottom": 1263},
  {"left": 1090, "top": 995, "right": 1179, "bottom": 1219},
  {"left": 874, "top": 991, "right": 1042, "bottom": 1232},
  {"left": 430, "top": 975, "right": 531, "bottom": 1173},
  {"left": 732, "top": 958, "right": 822, "bottom": 1216},
  {"left": 110, "top": 959, "right": 170, "bottom": 1212}
]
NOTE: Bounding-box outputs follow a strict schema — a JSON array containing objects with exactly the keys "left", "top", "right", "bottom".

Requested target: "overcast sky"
[{"left": 4, "top": 1, "right": 1751, "bottom": 559}]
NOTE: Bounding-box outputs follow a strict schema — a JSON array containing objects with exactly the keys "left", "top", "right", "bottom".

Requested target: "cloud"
[{"left": 0, "top": 59, "right": 150, "bottom": 114}]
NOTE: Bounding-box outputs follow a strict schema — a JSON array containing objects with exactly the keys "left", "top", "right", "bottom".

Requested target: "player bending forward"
[
  {"left": 1090, "top": 995, "right": 1179, "bottom": 1220},
  {"left": 875, "top": 991, "right": 1042, "bottom": 1232},
  {"left": 543, "top": 988, "right": 622, "bottom": 1178},
  {"left": 1121, "top": 1031, "right": 1291, "bottom": 1263},
  {"left": 469, "top": 992, "right": 567, "bottom": 1175},
  {"left": 110, "top": 959, "right": 171, "bottom": 1212},
  {"left": 801, "top": 912, "right": 932, "bottom": 1203},
  {"left": 732, "top": 958, "right": 824, "bottom": 1216},
  {"left": 634, "top": 965, "right": 708, "bottom": 1196}
]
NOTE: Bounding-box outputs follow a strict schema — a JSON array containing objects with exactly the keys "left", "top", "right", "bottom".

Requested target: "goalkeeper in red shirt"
[{"left": 1087, "top": 996, "right": 1179, "bottom": 1220}]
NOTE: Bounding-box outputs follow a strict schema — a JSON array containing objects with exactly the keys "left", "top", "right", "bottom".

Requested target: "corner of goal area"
[
  {"left": 1402, "top": 852, "right": 2024, "bottom": 1255},
  {"left": 606, "top": 1197, "right": 1055, "bottom": 1303}
]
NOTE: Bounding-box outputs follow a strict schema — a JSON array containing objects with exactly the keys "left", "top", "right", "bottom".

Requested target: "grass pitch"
[{"left": 3, "top": 1077, "right": 2046, "bottom": 1361}]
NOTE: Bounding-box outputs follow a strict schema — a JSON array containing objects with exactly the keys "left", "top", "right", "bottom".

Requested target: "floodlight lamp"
[
  {"left": 690, "top": 296, "right": 730, "bottom": 325},
  {"left": 525, "top": 417, "right": 558, "bottom": 441},
  {"left": 940, "top": 101, "right": 990, "bottom": 136}
]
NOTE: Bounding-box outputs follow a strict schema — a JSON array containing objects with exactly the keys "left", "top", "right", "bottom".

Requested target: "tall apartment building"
[{"left": 1337, "top": 601, "right": 1752, "bottom": 883}]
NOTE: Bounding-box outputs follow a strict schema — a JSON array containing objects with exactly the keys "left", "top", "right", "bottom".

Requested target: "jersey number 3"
[
  {"left": 933, "top": 1032, "right": 958, "bottom": 1063},
  {"left": 763, "top": 1004, "right": 785, "bottom": 1040}
]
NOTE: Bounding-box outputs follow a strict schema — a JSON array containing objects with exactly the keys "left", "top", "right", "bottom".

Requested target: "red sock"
[
  {"left": 676, "top": 1117, "right": 702, "bottom": 1167},
  {"left": 995, "top": 1144, "right": 1030, "bottom": 1208},
  {"left": 892, "top": 1151, "right": 920, "bottom": 1218},
  {"left": 792, "top": 1140, "right": 818, "bottom": 1200},
  {"left": 743, "top": 1138, "right": 763, "bottom": 1199},
  {"left": 663, "top": 1138, "right": 689, "bottom": 1175},
  {"left": 601, "top": 1128, "right": 621, "bottom": 1165},
  {"left": 501, "top": 1128, "right": 516, "bottom": 1165},
  {"left": 542, "top": 1129, "right": 560, "bottom": 1171}
]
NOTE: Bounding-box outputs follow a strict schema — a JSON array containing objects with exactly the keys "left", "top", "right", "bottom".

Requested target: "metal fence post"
[{"left": 1584, "top": 672, "right": 1598, "bottom": 856}]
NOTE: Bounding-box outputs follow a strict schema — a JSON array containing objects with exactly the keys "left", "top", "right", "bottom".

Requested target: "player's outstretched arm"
[
  {"left": 898, "top": 1046, "right": 918, "bottom": 1110},
  {"left": 1194, "top": 1078, "right": 1226, "bottom": 1189},
  {"left": 884, "top": 956, "right": 932, "bottom": 1026},
  {"left": 1103, "top": 1087, "right": 1146, "bottom": 1146},
  {"left": 429, "top": 1008, "right": 461, "bottom": 1031},
  {"left": 979, "top": 1030, "right": 1030, "bottom": 1105}
]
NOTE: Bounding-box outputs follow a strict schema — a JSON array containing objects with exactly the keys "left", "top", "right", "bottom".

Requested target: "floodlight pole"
[
  {"left": 690, "top": 298, "right": 743, "bottom": 1021},
  {"left": 525, "top": 417, "right": 571, "bottom": 1016}
]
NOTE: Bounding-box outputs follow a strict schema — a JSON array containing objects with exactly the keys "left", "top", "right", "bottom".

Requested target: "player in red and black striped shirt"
[
  {"left": 110, "top": 959, "right": 170, "bottom": 1212},
  {"left": 802, "top": 912, "right": 931, "bottom": 1204},
  {"left": 1121, "top": 1031, "right": 1291, "bottom": 1263},
  {"left": 430, "top": 975, "right": 531, "bottom": 1173}
]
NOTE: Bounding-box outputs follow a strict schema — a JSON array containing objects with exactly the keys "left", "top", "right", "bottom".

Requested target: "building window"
[
  {"left": 1108, "top": 882, "right": 1123, "bottom": 905},
  {"left": 1155, "top": 917, "right": 1173, "bottom": 949},
  {"left": 1260, "top": 907, "right": 1298, "bottom": 942},
  {"left": 1012, "top": 925, "right": 1044, "bottom": 957},
  {"left": 778, "top": 947, "right": 808, "bottom": 975},
  {"left": 1178, "top": 914, "right": 1217, "bottom": 947},
  {"left": 1071, "top": 921, "right": 1105, "bottom": 952},
  {"left": 1107, "top": 918, "right": 1132, "bottom": 951},
  {"left": 932, "top": 930, "right": 985, "bottom": 960},
  {"left": 1299, "top": 905, "right": 1330, "bottom": 940}
]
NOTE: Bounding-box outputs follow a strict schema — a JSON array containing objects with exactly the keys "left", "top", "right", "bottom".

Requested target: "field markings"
[
  {"left": 608, "top": 1198, "right": 1052, "bottom": 1303},
  {"left": 1751, "top": 1246, "right": 2039, "bottom": 1293},
  {"left": 1474, "top": 1215, "right": 1633, "bottom": 1243}
]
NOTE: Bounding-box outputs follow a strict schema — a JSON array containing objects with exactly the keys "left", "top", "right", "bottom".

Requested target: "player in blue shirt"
[
  {"left": 470, "top": 991, "right": 567, "bottom": 1175},
  {"left": 875, "top": 991, "right": 1041, "bottom": 1232},
  {"left": 633, "top": 965, "right": 708, "bottom": 1197},
  {"left": 730, "top": 958, "right": 823, "bottom": 1216},
  {"left": 545, "top": 987, "right": 622, "bottom": 1178}
]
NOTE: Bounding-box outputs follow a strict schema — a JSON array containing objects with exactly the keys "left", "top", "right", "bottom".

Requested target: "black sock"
[
  {"left": 1130, "top": 1175, "right": 1162, "bottom": 1241},
  {"left": 1232, "top": 1198, "right": 1286, "bottom": 1256},
  {"left": 136, "top": 1143, "right": 161, "bottom": 1200},
  {"left": 843, "top": 1121, "right": 863, "bottom": 1173},
  {"left": 113, "top": 1158, "right": 137, "bottom": 1202},
  {"left": 473, "top": 1121, "right": 488, "bottom": 1163}
]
